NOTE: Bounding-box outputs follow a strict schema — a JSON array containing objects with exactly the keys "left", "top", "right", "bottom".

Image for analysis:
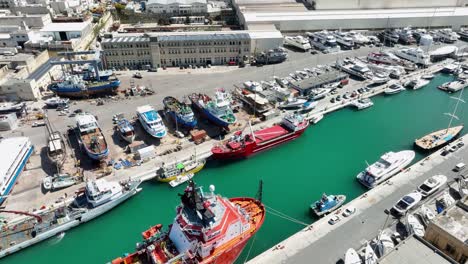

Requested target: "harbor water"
[{"left": 5, "top": 74, "right": 468, "bottom": 264}]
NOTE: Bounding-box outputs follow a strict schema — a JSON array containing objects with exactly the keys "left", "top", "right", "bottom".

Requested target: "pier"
[{"left": 247, "top": 134, "right": 467, "bottom": 264}]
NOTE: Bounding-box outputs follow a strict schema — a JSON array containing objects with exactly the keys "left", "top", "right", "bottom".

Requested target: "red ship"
[
  {"left": 211, "top": 113, "right": 309, "bottom": 160},
  {"left": 111, "top": 181, "right": 265, "bottom": 264}
]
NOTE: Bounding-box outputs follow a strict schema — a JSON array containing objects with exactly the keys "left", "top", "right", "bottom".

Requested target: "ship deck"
[
  {"left": 82, "top": 132, "right": 107, "bottom": 152},
  {"left": 415, "top": 125, "right": 463, "bottom": 149},
  {"left": 254, "top": 125, "right": 289, "bottom": 143}
]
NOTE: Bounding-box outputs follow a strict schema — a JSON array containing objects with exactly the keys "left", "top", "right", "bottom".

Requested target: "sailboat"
[{"left": 414, "top": 87, "right": 464, "bottom": 151}]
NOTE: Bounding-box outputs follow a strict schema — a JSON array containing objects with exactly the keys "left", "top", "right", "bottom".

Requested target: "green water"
[{"left": 6, "top": 74, "right": 468, "bottom": 264}]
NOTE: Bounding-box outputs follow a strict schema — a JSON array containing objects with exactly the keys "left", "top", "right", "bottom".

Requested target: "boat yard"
[{"left": 1, "top": 38, "right": 468, "bottom": 263}]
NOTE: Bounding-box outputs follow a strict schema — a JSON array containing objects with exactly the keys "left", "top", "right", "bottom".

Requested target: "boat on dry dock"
[
  {"left": 75, "top": 113, "right": 109, "bottom": 161},
  {"left": 0, "top": 179, "right": 142, "bottom": 259},
  {"left": 211, "top": 113, "right": 309, "bottom": 160},
  {"left": 163, "top": 96, "right": 197, "bottom": 129},
  {"left": 111, "top": 181, "right": 265, "bottom": 264},
  {"left": 0, "top": 137, "right": 34, "bottom": 204},
  {"left": 190, "top": 89, "right": 236, "bottom": 128}
]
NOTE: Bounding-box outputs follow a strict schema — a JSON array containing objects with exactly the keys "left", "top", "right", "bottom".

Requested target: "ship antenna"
[
  {"left": 445, "top": 87, "right": 465, "bottom": 133},
  {"left": 256, "top": 180, "right": 263, "bottom": 202}
]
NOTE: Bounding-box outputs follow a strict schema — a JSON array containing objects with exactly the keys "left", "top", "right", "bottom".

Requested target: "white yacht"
[
  {"left": 394, "top": 48, "right": 430, "bottom": 66},
  {"left": 0, "top": 137, "right": 34, "bottom": 204},
  {"left": 379, "top": 29, "right": 399, "bottom": 43},
  {"left": 367, "top": 63, "right": 405, "bottom": 79},
  {"left": 136, "top": 105, "right": 167, "bottom": 138},
  {"left": 459, "top": 29, "right": 468, "bottom": 41},
  {"left": 347, "top": 31, "right": 370, "bottom": 45},
  {"left": 279, "top": 96, "right": 307, "bottom": 109},
  {"left": 351, "top": 98, "right": 374, "bottom": 110},
  {"left": 283, "top": 36, "right": 311, "bottom": 51},
  {"left": 367, "top": 51, "right": 401, "bottom": 65},
  {"left": 356, "top": 150, "right": 415, "bottom": 188},
  {"left": 307, "top": 31, "right": 341, "bottom": 53},
  {"left": 435, "top": 28, "right": 460, "bottom": 43},
  {"left": 404, "top": 78, "right": 430, "bottom": 90},
  {"left": 407, "top": 214, "right": 425, "bottom": 237},
  {"left": 384, "top": 83, "right": 405, "bottom": 94},
  {"left": 336, "top": 59, "right": 373, "bottom": 80},
  {"left": 332, "top": 31, "right": 355, "bottom": 50}
]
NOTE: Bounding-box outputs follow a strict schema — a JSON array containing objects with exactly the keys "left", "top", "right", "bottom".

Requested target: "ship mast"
[{"left": 445, "top": 86, "right": 465, "bottom": 133}]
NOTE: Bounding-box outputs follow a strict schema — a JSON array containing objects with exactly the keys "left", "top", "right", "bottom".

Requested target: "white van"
[{"left": 454, "top": 163, "right": 466, "bottom": 172}]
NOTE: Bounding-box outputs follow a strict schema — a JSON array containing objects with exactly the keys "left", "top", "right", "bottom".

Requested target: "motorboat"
[
  {"left": 284, "top": 36, "right": 311, "bottom": 51},
  {"left": 156, "top": 158, "right": 205, "bottom": 182},
  {"left": 351, "top": 98, "right": 374, "bottom": 110},
  {"left": 393, "top": 48, "right": 430, "bottom": 66},
  {"left": 136, "top": 105, "right": 167, "bottom": 138},
  {"left": 279, "top": 96, "right": 307, "bottom": 109},
  {"left": 310, "top": 193, "right": 346, "bottom": 217},
  {"left": 168, "top": 173, "right": 194, "bottom": 188},
  {"left": 374, "top": 230, "right": 395, "bottom": 258},
  {"left": 396, "top": 27, "right": 416, "bottom": 44},
  {"left": 459, "top": 29, "right": 468, "bottom": 41},
  {"left": 332, "top": 31, "right": 355, "bottom": 50},
  {"left": 42, "top": 173, "right": 77, "bottom": 191},
  {"left": 84, "top": 179, "right": 129, "bottom": 208},
  {"left": 75, "top": 113, "right": 109, "bottom": 161},
  {"left": 336, "top": 59, "right": 373, "bottom": 80},
  {"left": 301, "top": 100, "right": 318, "bottom": 112},
  {"left": 421, "top": 73, "right": 435, "bottom": 80},
  {"left": 347, "top": 31, "right": 370, "bottom": 45},
  {"left": 384, "top": 83, "right": 405, "bottom": 95},
  {"left": 407, "top": 214, "right": 425, "bottom": 237},
  {"left": 344, "top": 248, "right": 362, "bottom": 264},
  {"left": 417, "top": 175, "right": 448, "bottom": 197},
  {"left": 429, "top": 46, "right": 458, "bottom": 62},
  {"left": 44, "top": 97, "right": 69, "bottom": 108},
  {"left": 367, "top": 51, "right": 401, "bottom": 65},
  {"left": 392, "top": 191, "right": 422, "bottom": 215},
  {"left": 0, "top": 102, "right": 26, "bottom": 115},
  {"left": 438, "top": 80, "right": 467, "bottom": 92},
  {"left": 379, "top": 29, "right": 399, "bottom": 43},
  {"left": 356, "top": 150, "right": 415, "bottom": 188},
  {"left": 307, "top": 31, "right": 341, "bottom": 53},
  {"left": 364, "top": 242, "right": 378, "bottom": 264},
  {"left": 371, "top": 72, "right": 390, "bottom": 85},
  {"left": 404, "top": 78, "right": 430, "bottom": 90},
  {"left": 420, "top": 205, "right": 435, "bottom": 221},
  {"left": 435, "top": 28, "right": 460, "bottom": 43},
  {"left": 310, "top": 113, "right": 324, "bottom": 124},
  {"left": 309, "top": 88, "right": 331, "bottom": 100},
  {"left": 440, "top": 64, "right": 459, "bottom": 74}
]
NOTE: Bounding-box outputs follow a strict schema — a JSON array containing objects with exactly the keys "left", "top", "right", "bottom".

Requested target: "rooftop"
[
  {"left": 27, "top": 57, "right": 60, "bottom": 81},
  {"left": 147, "top": 0, "right": 207, "bottom": 4},
  {"left": 0, "top": 53, "right": 35, "bottom": 63},
  {"left": 432, "top": 196, "right": 468, "bottom": 243},
  {"left": 379, "top": 236, "right": 451, "bottom": 264},
  {"left": 40, "top": 22, "right": 90, "bottom": 32},
  {"left": 0, "top": 137, "right": 30, "bottom": 184},
  {"left": 242, "top": 7, "right": 468, "bottom": 22}
]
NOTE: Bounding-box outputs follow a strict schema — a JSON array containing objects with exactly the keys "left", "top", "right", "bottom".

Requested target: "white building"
[
  {"left": 39, "top": 21, "right": 92, "bottom": 41},
  {"left": 234, "top": 0, "right": 468, "bottom": 31},
  {"left": 0, "top": 12, "right": 52, "bottom": 28},
  {"left": 146, "top": 0, "right": 208, "bottom": 15},
  {"left": 101, "top": 29, "right": 283, "bottom": 69}
]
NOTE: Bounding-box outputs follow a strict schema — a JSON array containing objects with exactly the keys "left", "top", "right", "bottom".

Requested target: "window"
[{"left": 445, "top": 243, "right": 456, "bottom": 255}]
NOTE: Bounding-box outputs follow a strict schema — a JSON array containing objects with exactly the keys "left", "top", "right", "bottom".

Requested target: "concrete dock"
[{"left": 247, "top": 135, "right": 467, "bottom": 264}]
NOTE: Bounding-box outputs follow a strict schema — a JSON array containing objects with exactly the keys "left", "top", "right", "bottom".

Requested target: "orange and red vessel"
[
  {"left": 111, "top": 181, "right": 265, "bottom": 264},
  {"left": 211, "top": 113, "right": 309, "bottom": 160}
]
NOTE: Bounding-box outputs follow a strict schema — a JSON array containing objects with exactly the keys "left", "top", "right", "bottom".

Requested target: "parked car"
[
  {"left": 392, "top": 191, "right": 422, "bottom": 215},
  {"left": 32, "top": 121, "right": 46, "bottom": 127},
  {"left": 133, "top": 72, "right": 142, "bottom": 79},
  {"left": 328, "top": 215, "right": 340, "bottom": 225},
  {"left": 457, "top": 141, "right": 465, "bottom": 148},
  {"left": 417, "top": 175, "right": 448, "bottom": 198},
  {"left": 342, "top": 206, "right": 356, "bottom": 217}
]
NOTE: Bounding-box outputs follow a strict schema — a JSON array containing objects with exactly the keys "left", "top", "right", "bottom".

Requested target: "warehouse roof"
[
  {"left": 40, "top": 22, "right": 90, "bottom": 32},
  {"left": 242, "top": 7, "right": 468, "bottom": 22},
  {"left": 379, "top": 236, "right": 451, "bottom": 264},
  {"left": 147, "top": 0, "right": 207, "bottom": 5}
]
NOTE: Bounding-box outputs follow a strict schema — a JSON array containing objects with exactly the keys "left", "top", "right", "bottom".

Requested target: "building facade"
[
  {"left": 146, "top": 0, "right": 208, "bottom": 15},
  {"left": 101, "top": 30, "right": 283, "bottom": 69},
  {"left": 424, "top": 197, "right": 468, "bottom": 263}
]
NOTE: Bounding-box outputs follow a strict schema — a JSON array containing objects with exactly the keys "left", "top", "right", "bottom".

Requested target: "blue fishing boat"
[
  {"left": 189, "top": 89, "right": 236, "bottom": 128},
  {"left": 48, "top": 74, "right": 120, "bottom": 98},
  {"left": 82, "top": 69, "right": 114, "bottom": 81},
  {"left": 310, "top": 193, "right": 346, "bottom": 217},
  {"left": 163, "top": 96, "right": 197, "bottom": 129},
  {"left": 136, "top": 105, "right": 167, "bottom": 138},
  {"left": 116, "top": 117, "right": 135, "bottom": 143},
  {"left": 75, "top": 113, "right": 109, "bottom": 161}
]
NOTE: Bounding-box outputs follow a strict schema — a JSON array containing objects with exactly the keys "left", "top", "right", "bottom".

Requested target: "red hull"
[{"left": 212, "top": 125, "right": 308, "bottom": 160}]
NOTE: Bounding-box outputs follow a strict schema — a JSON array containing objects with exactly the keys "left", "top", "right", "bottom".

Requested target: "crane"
[
  {"left": 51, "top": 50, "right": 103, "bottom": 81},
  {"left": 0, "top": 210, "right": 42, "bottom": 223}
]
